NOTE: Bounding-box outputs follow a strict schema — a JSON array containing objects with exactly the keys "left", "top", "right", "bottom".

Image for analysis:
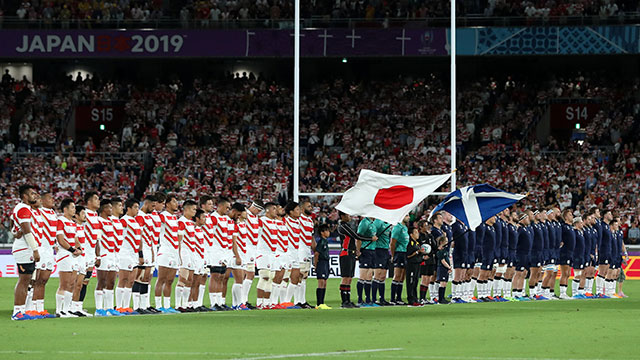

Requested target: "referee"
[
  {"left": 337, "top": 212, "right": 374, "bottom": 308},
  {"left": 406, "top": 227, "right": 426, "bottom": 306}
]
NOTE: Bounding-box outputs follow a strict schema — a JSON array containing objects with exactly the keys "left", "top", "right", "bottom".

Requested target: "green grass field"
[{"left": 2, "top": 278, "right": 639, "bottom": 360}]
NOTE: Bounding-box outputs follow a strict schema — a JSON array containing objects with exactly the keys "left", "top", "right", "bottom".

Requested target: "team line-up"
[{"left": 9, "top": 185, "right": 629, "bottom": 320}]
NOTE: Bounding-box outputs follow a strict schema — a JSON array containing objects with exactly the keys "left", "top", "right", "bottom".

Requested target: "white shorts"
[
  {"left": 36, "top": 246, "right": 55, "bottom": 271},
  {"left": 228, "top": 253, "right": 246, "bottom": 270},
  {"left": 208, "top": 250, "right": 231, "bottom": 268},
  {"left": 273, "top": 253, "right": 290, "bottom": 271},
  {"left": 96, "top": 253, "right": 118, "bottom": 272},
  {"left": 298, "top": 247, "right": 312, "bottom": 263},
  {"left": 140, "top": 245, "right": 153, "bottom": 267},
  {"left": 300, "top": 260, "right": 311, "bottom": 273},
  {"left": 157, "top": 250, "right": 180, "bottom": 270},
  {"left": 12, "top": 242, "right": 34, "bottom": 264},
  {"left": 84, "top": 247, "right": 97, "bottom": 269},
  {"left": 246, "top": 262, "right": 255, "bottom": 273},
  {"left": 289, "top": 251, "right": 300, "bottom": 269},
  {"left": 255, "top": 253, "right": 273, "bottom": 270},
  {"left": 194, "top": 256, "right": 206, "bottom": 275},
  {"left": 56, "top": 251, "right": 79, "bottom": 273},
  {"left": 118, "top": 251, "right": 138, "bottom": 272},
  {"left": 180, "top": 249, "right": 195, "bottom": 271},
  {"left": 77, "top": 256, "right": 86, "bottom": 275}
]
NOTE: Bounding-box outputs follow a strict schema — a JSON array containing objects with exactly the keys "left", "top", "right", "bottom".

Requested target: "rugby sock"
[
  {"left": 378, "top": 280, "right": 386, "bottom": 301},
  {"left": 257, "top": 298, "right": 263, "bottom": 307},
  {"left": 301, "top": 280, "right": 307, "bottom": 304},
  {"left": 133, "top": 289, "right": 141, "bottom": 310},
  {"left": 339, "top": 285, "right": 348, "bottom": 304},
  {"left": 285, "top": 283, "right": 295, "bottom": 304},
  {"left": 504, "top": 279, "right": 512, "bottom": 297},
  {"left": 116, "top": 288, "right": 124, "bottom": 309},
  {"left": 470, "top": 278, "right": 477, "bottom": 297},
  {"left": 14, "top": 305, "right": 24, "bottom": 315},
  {"left": 72, "top": 301, "right": 82, "bottom": 312},
  {"left": 26, "top": 288, "right": 34, "bottom": 311},
  {"left": 596, "top": 275, "right": 605, "bottom": 295},
  {"left": 396, "top": 282, "right": 403, "bottom": 302},
  {"left": 271, "top": 284, "right": 280, "bottom": 304},
  {"left": 572, "top": 279, "right": 579, "bottom": 296},
  {"left": 344, "top": 285, "right": 351, "bottom": 303},
  {"left": 493, "top": 278, "right": 501, "bottom": 297},
  {"left": 364, "top": 280, "right": 372, "bottom": 303},
  {"left": 155, "top": 296, "right": 163, "bottom": 309},
  {"left": 372, "top": 280, "right": 379, "bottom": 302},
  {"left": 63, "top": 291, "right": 72, "bottom": 313},
  {"left": 242, "top": 280, "right": 251, "bottom": 304},
  {"left": 542, "top": 286, "right": 549, "bottom": 298},
  {"left": 199, "top": 284, "right": 207, "bottom": 306},
  {"left": 316, "top": 288, "right": 326, "bottom": 305},
  {"left": 560, "top": 285, "right": 567, "bottom": 297},
  {"left": 232, "top": 284, "right": 242, "bottom": 307},
  {"left": 535, "top": 282, "right": 542, "bottom": 295},
  {"left": 529, "top": 285, "right": 536, "bottom": 297},
  {"left": 390, "top": 282, "right": 397, "bottom": 301},
  {"left": 79, "top": 284, "right": 87, "bottom": 301},
  {"left": 35, "top": 299, "right": 44, "bottom": 312},
  {"left": 487, "top": 279, "right": 493, "bottom": 296},
  {"left": 419, "top": 285, "right": 427, "bottom": 300},
  {"left": 429, "top": 283, "right": 437, "bottom": 300},
  {"left": 163, "top": 296, "right": 171, "bottom": 309},
  {"left": 104, "top": 289, "right": 114, "bottom": 310},
  {"left": 586, "top": 277, "right": 594, "bottom": 293},
  {"left": 578, "top": 286, "right": 585, "bottom": 295},
  {"left": 56, "top": 293, "right": 64, "bottom": 314},
  {"left": 450, "top": 281, "right": 457, "bottom": 299},
  {"left": 438, "top": 286, "right": 446, "bottom": 303},
  {"left": 357, "top": 279, "right": 364, "bottom": 303},
  {"left": 182, "top": 288, "right": 191, "bottom": 308},
  {"left": 140, "top": 284, "right": 149, "bottom": 308},
  {"left": 132, "top": 282, "right": 141, "bottom": 309},
  {"left": 209, "top": 293, "right": 216, "bottom": 307},
  {"left": 95, "top": 290, "right": 104, "bottom": 310},
  {"left": 175, "top": 286, "right": 184, "bottom": 308}
]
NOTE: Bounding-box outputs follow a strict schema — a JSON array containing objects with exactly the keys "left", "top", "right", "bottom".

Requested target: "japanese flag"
[{"left": 336, "top": 169, "right": 452, "bottom": 225}]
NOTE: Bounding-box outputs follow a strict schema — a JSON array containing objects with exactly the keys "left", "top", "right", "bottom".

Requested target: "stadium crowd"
[
  {"left": 1, "top": 69, "right": 640, "bottom": 243},
  {"left": 0, "top": 0, "right": 637, "bottom": 26}
]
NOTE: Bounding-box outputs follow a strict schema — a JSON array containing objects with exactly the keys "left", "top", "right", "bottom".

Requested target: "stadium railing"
[{"left": 0, "top": 14, "right": 639, "bottom": 30}]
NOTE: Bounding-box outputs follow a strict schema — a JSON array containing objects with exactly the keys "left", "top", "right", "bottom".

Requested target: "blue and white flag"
[{"left": 428, "top": 184, "right": 527, "bottom": 231}]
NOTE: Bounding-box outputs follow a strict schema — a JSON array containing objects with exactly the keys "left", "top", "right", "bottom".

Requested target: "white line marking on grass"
[
  {"left": 227, "top": 348, "right": 404, "bottom": 360},
  {"left": 342, "top": 355, "right": 611, "bottom": 360},
  {"left": 0, "top": 350, "right": 266, "bottom": 356}
]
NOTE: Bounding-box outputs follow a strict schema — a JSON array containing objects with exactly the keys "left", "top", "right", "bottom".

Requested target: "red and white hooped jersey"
[
  {"left": 233, "top": 221, "right": 249, "bottom": 255},
  {"left": 110, "top": 216, "right": 125, "bottom": 252},
  {"left": 246, "top": 213, "right": 260, "bottom": 248},
  {"left": 39, "top": 207, "right": 59, "bottom": 247},
  {"left": 121, "top": 215, "right": 142, "bottom": 254},
  {"left": 258, "top": 216, "right": 278, "bottom": 254},
  {"left": 210, "top": 211, "right": 230, "bottom": 251},
  {"left": 76, "top": 223, "right": 86, "bottom": 252},
  {"left": 135, "top": 210, "right": 155, "bottom": 249},
  {"left": 84, "top": 209, "right": 101, "bottom": 249},
  {"left": 30, "top": 207, "right": 45, "bottom": 247},
  {"left": 285, "top": 216, "right": 301, "bottom": 254},
  {"left": 56, "top": 216, "right": 78, "bottom": 247},
  {"left": 98, "top": 217, "right": 117, "bottom": 253},
  {"left": 150, "top": 211, "right": 162, "bottom": 246},
  {"left": 194, "top": 226, "right": 205, "bottom": 259},
  {"left": 299, "top": 214, "right": 314, "bottom": 249},
  {"left": 178, "top": 216, "right": 196, "bottom": 253},
  {"left": 275, "top": 219, "right": 289, "bottom": 254},
  {"left": 227, "top": 218, "right": 236, "bottom": 249},
  {"left": 203, "top": 213, "right": 215, "bottom": 252},
  {"left": 11, "top": 202, "right": 33, "bottom": 250},
  {"left": 158, "top": 211, "right": 180, "bottom": 250}
]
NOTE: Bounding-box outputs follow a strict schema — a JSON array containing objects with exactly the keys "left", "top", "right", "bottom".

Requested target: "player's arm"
[
  {"left": 17, "top": 208, "right": 40, "bottom": 261},
  {"left": 177, "top": 222, "right": 185, "bottom": 263},
  {"left": 390, "top": 237, "right": 397, "bottom": 258},
  {"left": 56, "top": 225, "right": 78, "bottom": 255},
  {"left": 313, "top": 244, "right": 319, "bottom": 267}
]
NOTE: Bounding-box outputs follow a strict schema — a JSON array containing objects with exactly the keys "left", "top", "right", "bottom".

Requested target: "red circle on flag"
[{"left": 374, "top": 186, "right": 414, "bottom": 210}]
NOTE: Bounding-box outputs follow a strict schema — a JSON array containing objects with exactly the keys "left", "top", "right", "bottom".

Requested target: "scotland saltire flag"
[{"left": 429, "top": 184, "right": 527, "bottom": 231}]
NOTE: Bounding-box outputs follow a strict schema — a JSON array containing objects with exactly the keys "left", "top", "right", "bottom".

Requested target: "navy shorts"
[
  {"left": 453, "top": 252, "right": 466, "bottom": 269},
  {"left": 508, "top": 250, "right": 517, "bottom": 267},
  {"left": 466, "top": 254, "right": 475, "bottom": 269},
  {"left": 515, "top": 253, "right": 529, "bottom": 272},
  {"left": 359, "top": 249, "right": 376, "bottom": 269},
  {"left": 393, "top": 252, "right": 407, "bottom": 268},
  {"left": 316, "top": 259, "right": 330, "bottom": 279},
  {"left": 375, "top": 248, "right": 390, "bottom": 269},
  {"left": 480, "top": 258, "right": 494, "bottom": 270},
  {"left": 530, "top": 251, "right": 544, "bottom": 268},
  {"left": 499, "top": 248, "right": 509, "bottom": 264},
  {"left": 436, "top": 265, "right": 450, "bottom": 282},
  {"left": 558, "top": 255, "right": 572, "bottom": 267}
]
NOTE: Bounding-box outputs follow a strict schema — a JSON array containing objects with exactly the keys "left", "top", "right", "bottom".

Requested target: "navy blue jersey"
[
  {"left": 548, "top": 221, "right": 556, "bottom": 250},
  {"left": 590, "top": 226, "right": 597, "bottom": 254},
  {"left": 600, "top": 222, "right": 613, "bottom": 257},
  {"left": 595, "top": 219, "right": 603, "bottom": 253},
  {"left": 431, "top": 226, "right": 444, "bottom": 243},
  {"left": 483, "top": 224, "right": 496, "bottom": 260},
  {"left": 560, "top": 222, "right": 576, "bottom": 258},
  {"left": 475, "top": 223, "right": 485, "bottom": 255},
  {"left": 494, "top": 219, "right": 504, "bottom": 251},
  {"left": 516, "top": 225, "right": 532, "bottom": 254},
  {"left": 583, "top": 226, "right": 593, "bottom": 260},
  {"left": 532, "top": 222, "right": 544, "bottom": 252},
  {"left": 574, "top": 229, "right": 585, "bottom": 261},
  {"left": 554, "top": 221, "right": 562, "bottom": 250},
  {"left": 508, "top": 223, "right": 518, "bottom": 251},
  {"left": 442, "top": 223, "right": 453, "bottom": 243},
  {"left": 500, "top": 219, "right": 509, "bottom": 253},
  {"left": 467, "top": 230, "right": 476, "bottom": 258},
  {"left": 451, "top": 221, "right": 468, "bottom": 254},
  {"left": 614, "top": 230, "right": 623, "bottom": 258},
  {"left": 542, "top": 221, "right": 550, "bottom": 252}
]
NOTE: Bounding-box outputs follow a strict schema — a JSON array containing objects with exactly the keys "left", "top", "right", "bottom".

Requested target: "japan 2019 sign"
[{"left": 16, "top": 33, "right": 185, "bottom": 54}]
